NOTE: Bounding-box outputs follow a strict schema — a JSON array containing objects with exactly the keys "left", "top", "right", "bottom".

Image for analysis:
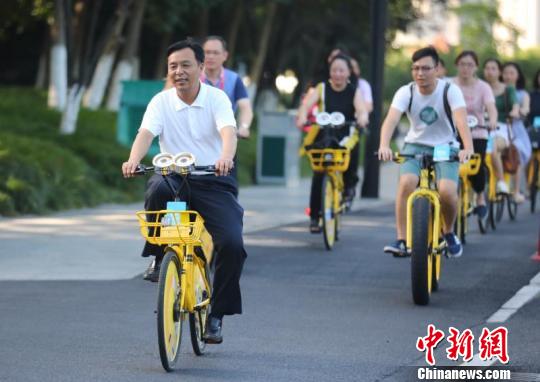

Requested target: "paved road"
[{"left": 1, "top": 204, "right": 539, "bottom": 382}]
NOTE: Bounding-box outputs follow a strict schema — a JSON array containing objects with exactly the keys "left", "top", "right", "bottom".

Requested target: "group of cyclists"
[
  {"left": 300, "top": 45, "right": 539, "bottom": 259},
  {"left": 121, "top": 36, "right": 540, "bottom": 344}
]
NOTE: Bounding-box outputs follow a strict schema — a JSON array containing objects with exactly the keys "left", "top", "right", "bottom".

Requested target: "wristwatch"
[{"left": 239, "top": 123, "right": 249, "bottom": 130}]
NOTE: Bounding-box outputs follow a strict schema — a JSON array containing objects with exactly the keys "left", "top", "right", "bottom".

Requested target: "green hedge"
[{"left": 0, "top": 87, "right": 146, "bottom": 215}]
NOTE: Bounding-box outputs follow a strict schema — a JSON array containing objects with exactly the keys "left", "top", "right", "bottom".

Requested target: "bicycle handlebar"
[
  {"left": 133, "top": 164, "right": 217, "bottom": 176},
  {"left": 373, "top": 151, "right": 460, "bottom": 163}
]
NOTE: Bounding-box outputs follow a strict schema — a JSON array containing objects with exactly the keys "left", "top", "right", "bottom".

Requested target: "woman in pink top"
[{"left": 453, "top": 51, "right": 498, "bottom": 218}]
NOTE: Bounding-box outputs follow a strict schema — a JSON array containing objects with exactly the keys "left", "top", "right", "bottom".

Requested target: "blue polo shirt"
[{"left": 201, "top": 68, "right": 248, "bottom": 112}]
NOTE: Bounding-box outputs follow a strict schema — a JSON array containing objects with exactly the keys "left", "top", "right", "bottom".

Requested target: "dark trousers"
[
  {"left": 469, "top": 139, "right": 488, "bottom": 194},
  {"left": 309, "top": 142, "right": 360, "bottom": 219},
  {"left": 142, "top": 174, "right": 246, "bottom": 316},
  {"left": 344, "top": 142, "right": 360, "bottom": 191}
]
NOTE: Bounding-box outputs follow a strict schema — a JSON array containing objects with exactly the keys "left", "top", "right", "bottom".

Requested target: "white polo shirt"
[{"left": 139, "top": 82, "right": 236, "bottom": 165}]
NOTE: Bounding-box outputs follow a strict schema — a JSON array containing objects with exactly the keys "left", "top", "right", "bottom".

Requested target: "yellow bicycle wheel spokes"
[{"left": 163, "top": 261, "right": 181, "bottom": 362}]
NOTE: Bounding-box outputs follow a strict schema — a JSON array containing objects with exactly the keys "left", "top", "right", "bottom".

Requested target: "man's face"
[
  {"left": 411, "top": 56, "right": 437, "bottom": 88},
  {"left": 167, "top": 48, "right": 203, "bottom": 92},
  {"left": 203, "top": 39, "right": 228, "bottom": 71}
]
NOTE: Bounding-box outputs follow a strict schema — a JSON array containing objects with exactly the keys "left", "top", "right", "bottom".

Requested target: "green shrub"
[{"left": 0, "top": 133, "right": 108, "bottom": 215}]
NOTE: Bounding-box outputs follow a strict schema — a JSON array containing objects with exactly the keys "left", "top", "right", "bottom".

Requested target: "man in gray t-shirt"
[{"left": 378, "top": 47, "right": 474, "bottom": 258}]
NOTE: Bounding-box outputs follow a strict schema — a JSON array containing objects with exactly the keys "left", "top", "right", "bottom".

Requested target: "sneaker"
[
  {"left": 474, "top": 204, "right": 488, "bottom": 219},
  {"left": 443, "top": 233, "right": 463, "bottom": 258},
  {"left": 143, "top": 258, "right": 161, "bottom": 282},
  {"left": 383, "top": 239, "right": 409, "bottom": 257},
  {"left": 309, "top": 218, "right": 321, "bottom": 234},
  {"left": 513, "top": 193, "right": 525, "bottom": 204},
  {"left": 496, "top": 180, "right": 509, "bottom": 194}
]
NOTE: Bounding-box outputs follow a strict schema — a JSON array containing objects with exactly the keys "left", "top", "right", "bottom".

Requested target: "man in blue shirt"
[{"left": 202, "top": 36, "right": 253, "bottom": 139}]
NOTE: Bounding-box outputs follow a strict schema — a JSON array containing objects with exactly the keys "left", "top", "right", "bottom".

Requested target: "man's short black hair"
[
  {"left": 412, "top": 46, "right": 440, "bottom": 65},
  {"left": 167, "top": 39, "right": 204, "bottom": 63},
  {"left": 204, "top": 35, "right": 227, "bottom": 51}
]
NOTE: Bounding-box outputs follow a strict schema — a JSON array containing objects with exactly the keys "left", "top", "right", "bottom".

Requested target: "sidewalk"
[{"left": 0, "top": 164, "right": 398, "bottom": 281}]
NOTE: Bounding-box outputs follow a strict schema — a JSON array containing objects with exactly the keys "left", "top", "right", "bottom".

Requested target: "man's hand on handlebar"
[
  {"left": 215, "top": 157, "right": 234, "bottom": 176},
  {"left": 122, "top": 160, "right": 140, "bottom": 178},
  {"left": 377, "top": 146, "right": 393, "bottom": 162}
]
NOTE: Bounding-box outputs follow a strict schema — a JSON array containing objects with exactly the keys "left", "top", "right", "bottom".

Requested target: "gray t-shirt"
[{"left": 391, "top": 79, "right": 466, "bottom": 147}]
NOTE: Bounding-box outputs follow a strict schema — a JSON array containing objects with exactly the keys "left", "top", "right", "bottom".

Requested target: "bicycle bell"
[
  {"left": 152, "top": 153, "right": 175, "bottom": 175},
  {"left": 315, "top": 112, "right": 331, "bottom": 126},
  {"left": 329, "top": 112, "right": 345, "bottom": 127},
  {"left": 173, "top": 152, "right": 196, "bottom": 174}
]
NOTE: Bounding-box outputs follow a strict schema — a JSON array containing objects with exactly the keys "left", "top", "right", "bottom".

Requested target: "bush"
[
  {"left": 0, "top": 133, "right": 108, "bottom": 215},
  {"left": 0, "top": 87, "right": 146, "bottom": 215}
]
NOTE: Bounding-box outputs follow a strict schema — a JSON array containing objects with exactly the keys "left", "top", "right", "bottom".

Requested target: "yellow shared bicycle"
[
  {"left": 135, "top": 153, "right": 214, "bottom": 371},
  {"left": 455, "top": 153, "right": 482, "bottom": 243},
  {"left": 390, "top": 152, "right": 459, "bottom": 305},
  {"left": 527, "top": 126, "right": 540, "bottom": 213},
  {"left": 302, "top": 112, "right": 359, "bottom": 250}
]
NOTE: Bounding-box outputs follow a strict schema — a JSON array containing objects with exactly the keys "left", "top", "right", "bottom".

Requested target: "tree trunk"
[
  {"left": 248, "top": 1, "right": 277, "bottom": 102},
  {"left": 154, "top": 31, "right": 172, "bottom": 79},
  {"left": 35, "top": 34, "right": 49, "bottom": 89},
  {"left": 83, "top": 0, "right": 132, "bottom": 109},
  {"left": 106, "top": 0, "right": 147, "bottom": 111},
  {"left": 60, "top": 83, "right": 86, "bottom": 134},
  {"left": 48, "top": 0, "right": 68, "bottom": 110},
  {"left": 227, "top": 0, "right": 244, "bottom": 68}
]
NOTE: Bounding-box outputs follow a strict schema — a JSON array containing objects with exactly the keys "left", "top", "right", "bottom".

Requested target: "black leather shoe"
[
  {"left": 203, "top": 316, "right": 223, "bottom": 344},
  {"left": 143, "top": 259, "right": 161, "bottom": 282}
]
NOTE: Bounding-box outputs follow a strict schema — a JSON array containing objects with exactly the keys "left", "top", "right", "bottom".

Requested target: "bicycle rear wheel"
[
  {"left": 189, "top": 258, "right": 212, "bottom": 355},
  {"left": 157, "top": 250, "right": 183, "bottom": 371},
  {"left": 495, "top": 195, "right": 505, "bottom": 223},
  {"left": 321, "top": 175, "right": 336, "bottom": 250},
  {"left": 508, "top": 195, "right": 518, "bottom": 221},
  {"left": 411, "top": 197, "right": 433, "bottom": 306}
]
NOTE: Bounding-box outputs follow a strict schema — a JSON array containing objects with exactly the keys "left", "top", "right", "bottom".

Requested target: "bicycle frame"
[
  {"left": 136, "top": 209, "right": 212, "bottom": 312},
  {"left": 406, "top": 168, "right": 443, "bottom": 260}
]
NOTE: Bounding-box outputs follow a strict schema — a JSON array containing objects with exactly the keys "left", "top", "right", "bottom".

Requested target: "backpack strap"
[
  {"left": 443, "top": 82, "right": 455, "bottom": 134},
  {"left": 407, "top": 83, "right": 414, "bottom": 113},
  {"left": 409, "top": 82, "right": 455, "bottom": 134},
  {"left": 318, "top": 82, "right": 325, "bottom": 112}
]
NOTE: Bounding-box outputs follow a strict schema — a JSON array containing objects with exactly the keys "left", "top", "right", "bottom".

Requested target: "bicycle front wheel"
[
  {"left": 530, "top": 159, "right": 539, "bottom": 213},
  {"left": 321, "top": 175, "right": 336, "bottom": 250},
  {"left": 157, "top": 250, "right": 183, "bottom": 372},
  {"left": 411, "top": 197, "right": 433, "bottom": 306}
]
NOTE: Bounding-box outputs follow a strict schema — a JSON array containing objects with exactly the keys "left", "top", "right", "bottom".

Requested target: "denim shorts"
[{"left": 399, "top": 143, "right": 459, "bottom": 184}]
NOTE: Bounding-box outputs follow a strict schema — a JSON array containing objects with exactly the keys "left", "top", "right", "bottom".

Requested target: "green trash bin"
[{"left": 117, "top": 80, "right": 165, "bottom": 156}]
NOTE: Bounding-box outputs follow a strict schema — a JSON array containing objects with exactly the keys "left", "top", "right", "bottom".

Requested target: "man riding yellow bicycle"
[
  {"left": 378, "top": 46, "right": 474, "bottom": 259},
  {"left": 122, "top": 39, "right": 246, "bottom": 345}
]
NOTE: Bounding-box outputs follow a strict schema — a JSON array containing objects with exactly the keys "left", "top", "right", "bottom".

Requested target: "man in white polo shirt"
[{"left": 122, "top": 39, "right": 246, "bottom": 344}]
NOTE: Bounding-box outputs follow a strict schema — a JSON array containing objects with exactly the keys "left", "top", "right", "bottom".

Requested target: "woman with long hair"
[
  {"left": 502, "top": 61, "right": 532, "bottom": 202},
  {"left": 296, "top": 53, "right": 368, "bottom": 232},
  {"left": 483, "top": 59, "right": 521, "bottom": 197},
  {"left": 453, "top": 51, "right": 498, "bottom": 218}
]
